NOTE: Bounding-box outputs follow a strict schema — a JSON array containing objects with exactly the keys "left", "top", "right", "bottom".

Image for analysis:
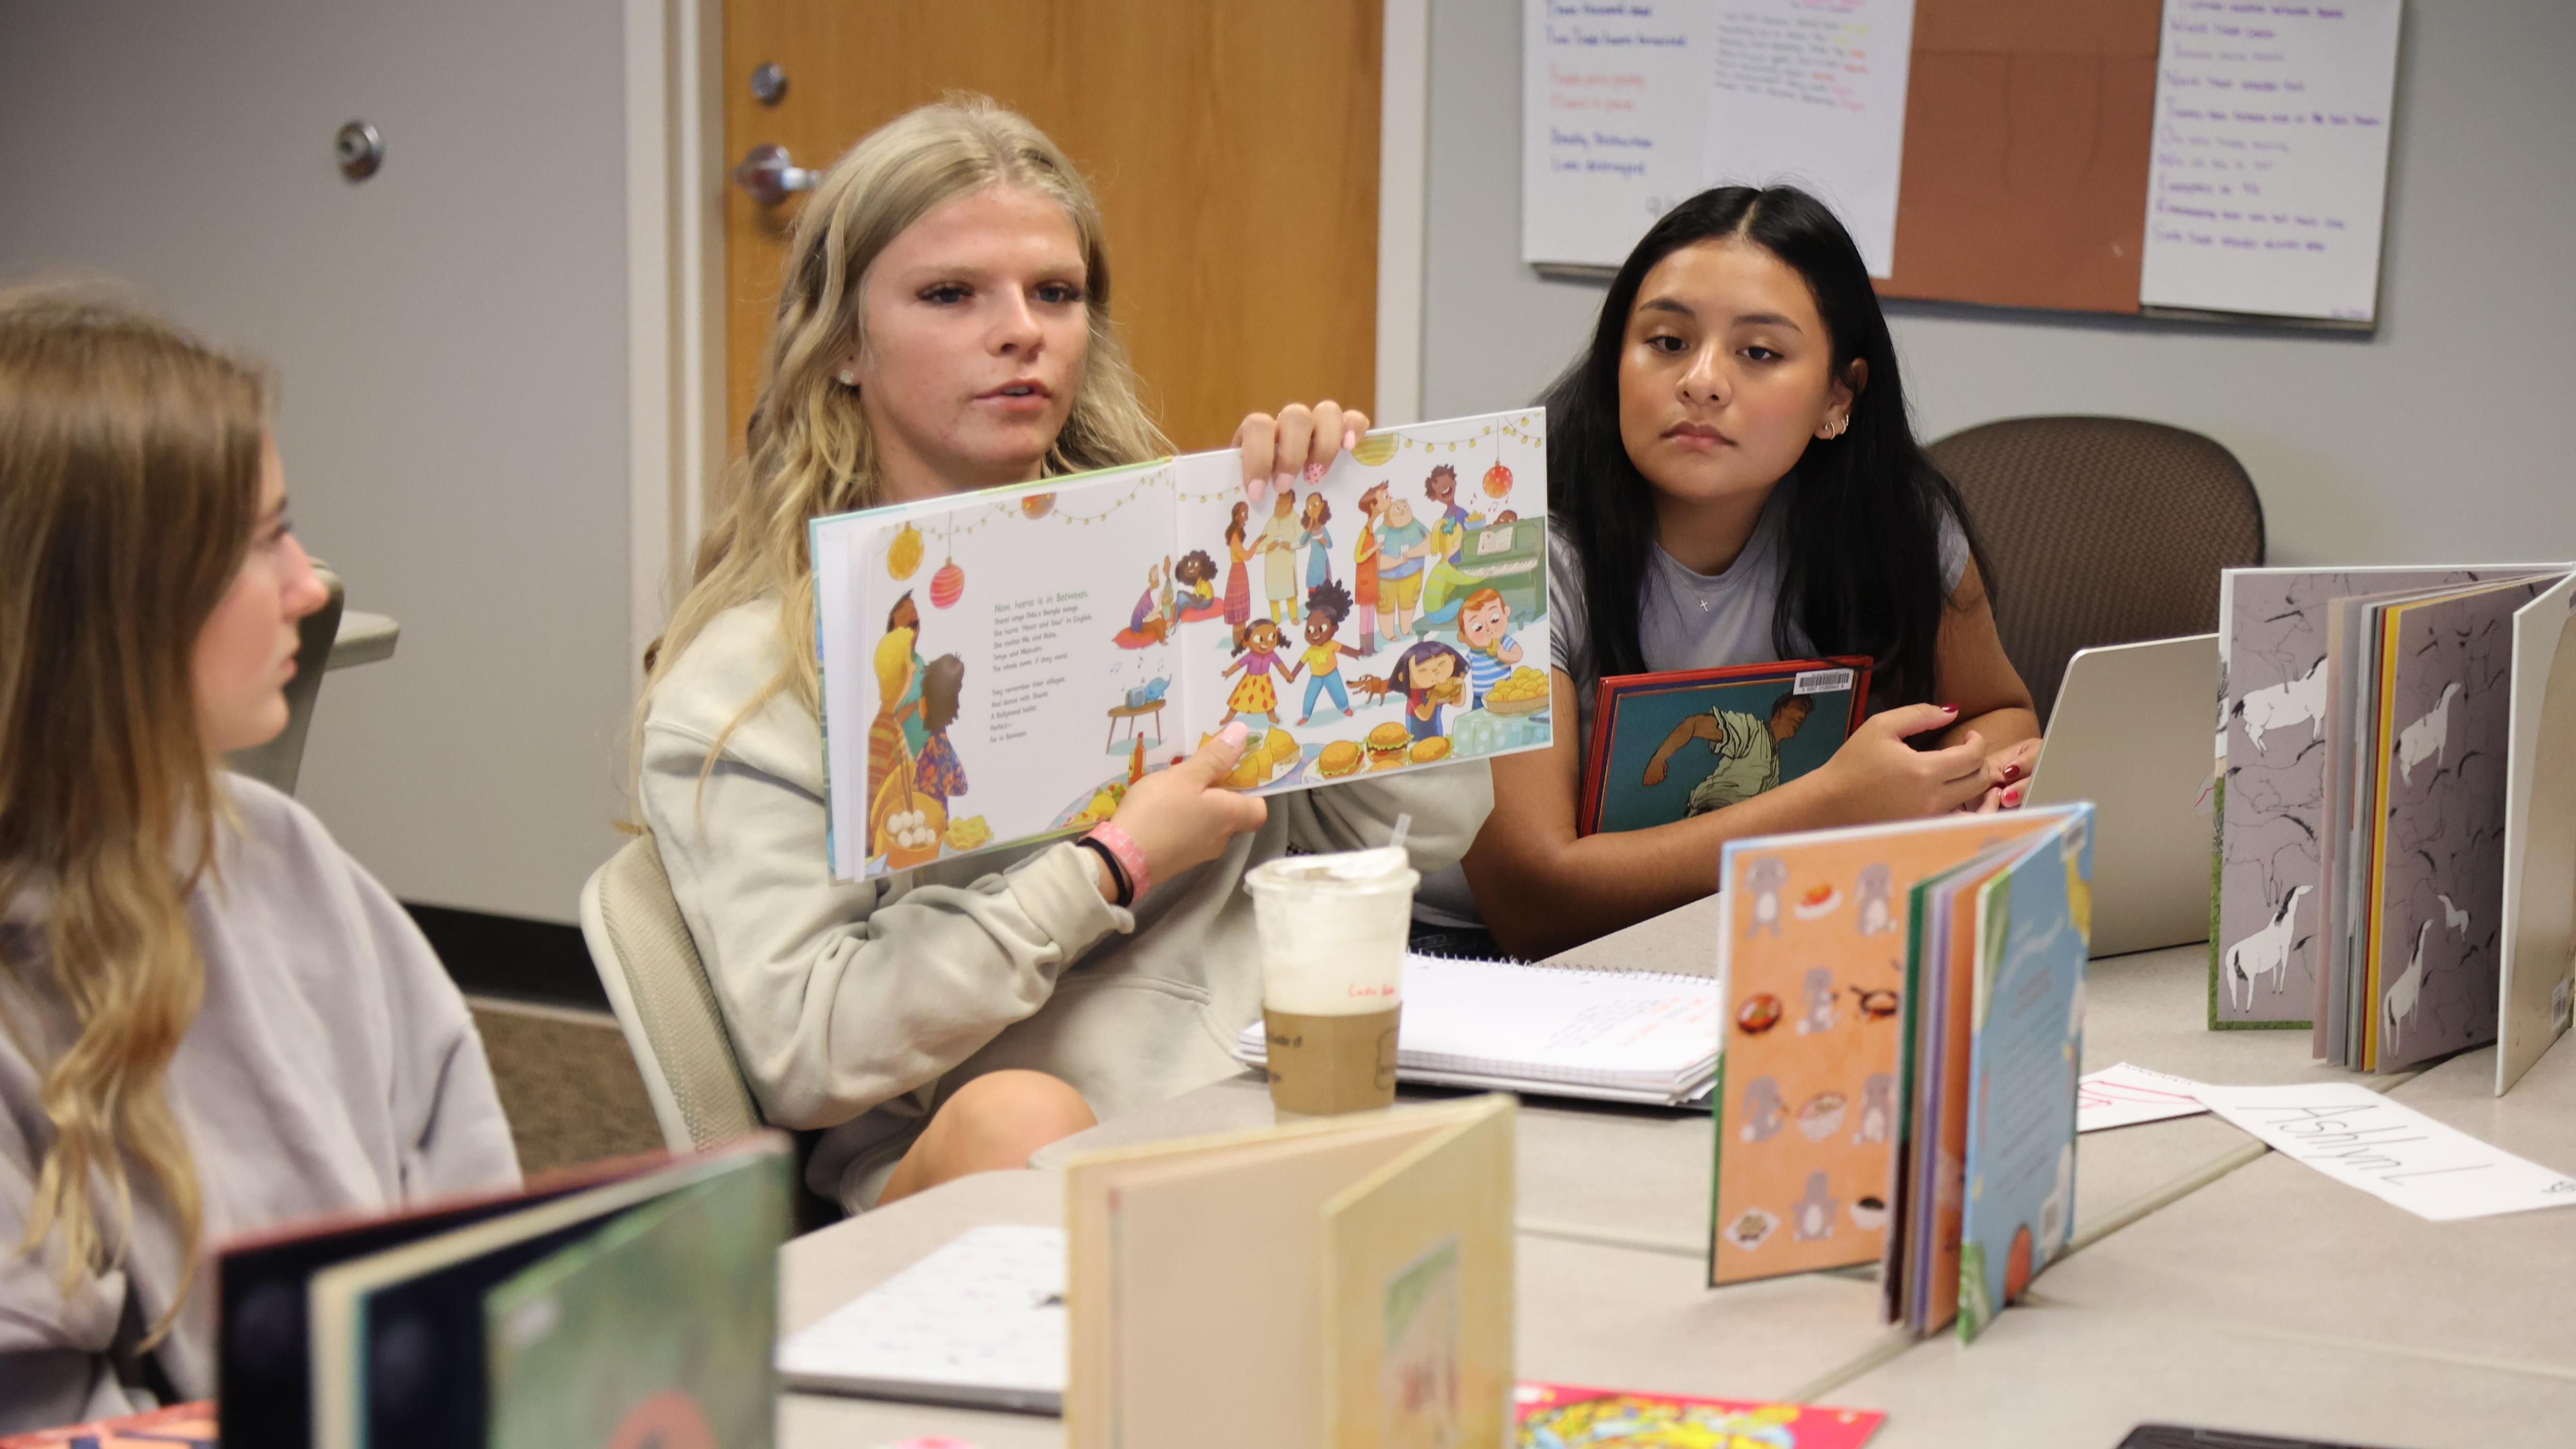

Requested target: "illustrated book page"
[
  {"left": 1578, "top": 657, "right": 1870, "bottom": 835},
  {"left": 2499, "top": 574, "right": 2576, "bottom": 1093},
  {"left": 2214, "top": 567, "right": 2561, "bottom": 1028},
  {"left": 1956, "top": 809, "right": 2093, "bottom": 1343},
  {"left": 1063, "top": 1097, "right": 1513, "bottom": 1449},
  {"left": 1511, "top": 1381, "right": 1885, "bottom": 1447},
  {"left": 813, "top": 410, "right": 1553, "bottom": 881},
  {"left": 1709, "top": 808, "right": 2079, "bottom": 1285},
  {"left": 2363, "top": 577, "right": 2563, "bottom": 1070}
]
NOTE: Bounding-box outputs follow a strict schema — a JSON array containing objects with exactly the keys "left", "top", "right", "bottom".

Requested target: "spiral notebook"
[{"left": 1229, "top": 953, "right": 1722, "bottom": 1105}]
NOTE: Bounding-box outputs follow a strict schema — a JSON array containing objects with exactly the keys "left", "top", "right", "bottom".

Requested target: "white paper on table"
[
  {"left": 775, "top": 1223, "right": 1066, "bottom": 1406},
  {"left": 2077, "top": 1062, "right": 2211, "bottom": 1133},
  {"left": 1700, "top": 0, "right": 1916, "bottom": 278},
  {"left": 1521, "top": 0, "right": 1719, "bottom": 268},
  {"left": 2137, "top": 0, "right": 2403, "bottom": 322},
  {"left": 2194, "top": 1082, "right": 2576, "bottom": 1222}
]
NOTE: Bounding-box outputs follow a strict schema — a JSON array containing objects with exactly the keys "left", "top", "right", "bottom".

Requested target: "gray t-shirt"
[{"left": 1414, "top": 483, "right": 1968, "bottom": 931}]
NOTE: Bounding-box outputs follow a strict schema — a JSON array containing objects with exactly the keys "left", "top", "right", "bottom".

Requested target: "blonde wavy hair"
[
  {"left": 0, "top": 286, "right": 268, "bottom": 1341},
  {"left": 639, "top": 95, "right": 1167, "bottom": 775}
]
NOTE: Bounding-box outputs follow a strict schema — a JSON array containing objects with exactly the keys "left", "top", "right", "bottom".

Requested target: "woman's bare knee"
[{"left": 879, "top": 1070, "right": 1096, "bottom": 1204}]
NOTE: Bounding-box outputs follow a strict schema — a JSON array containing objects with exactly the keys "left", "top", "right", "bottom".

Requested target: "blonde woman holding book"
[
  {"left": 635, "top": 97, "right": 1485, "bottom": 1213},
  {"left": 0, "top": 291, "right": 519, "bottom": 1431}
]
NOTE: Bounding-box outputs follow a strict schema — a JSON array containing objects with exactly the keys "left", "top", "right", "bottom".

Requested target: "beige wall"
[
  {"left": 1417, "top": 0, "right": 2576, "bottom": 566},
  {"left": 0, "top": 2, "right": 634, "bottom": 924}
]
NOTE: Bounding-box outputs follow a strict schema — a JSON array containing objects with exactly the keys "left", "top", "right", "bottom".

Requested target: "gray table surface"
[{"left": 779, "top": 895, "right": 2576, "bottom": 1447}]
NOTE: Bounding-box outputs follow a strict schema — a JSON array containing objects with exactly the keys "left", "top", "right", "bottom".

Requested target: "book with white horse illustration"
[
  {"left": 2212, "top": 566, "right": 2566, "bottom": 1030},
  {"left": 2352, "top": 577, "right": 2561, "bottom": 1071}
]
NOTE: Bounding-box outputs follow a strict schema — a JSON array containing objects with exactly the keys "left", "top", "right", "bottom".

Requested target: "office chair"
[
  {"left": 1928, "top": 416, "right": 2264, "bottom": 722},
  {"left": 579, "top": 834, "right": 764, "bottom": 1153}
]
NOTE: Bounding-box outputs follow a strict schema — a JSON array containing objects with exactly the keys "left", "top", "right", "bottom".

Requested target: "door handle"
[{"left": 733, "top": 144, "right": 819, "bottom": 207}]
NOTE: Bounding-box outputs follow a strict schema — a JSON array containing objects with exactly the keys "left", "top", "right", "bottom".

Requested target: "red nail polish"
[
  {"left": 2004, "top": 786, "right": 2024, "bottom": 806},
  {"left": 1939, "top": 703, "right": 1959, "bottom": 714},
  {"left": 2001, "top": 764, "right": 2023, "bottom": 782}
]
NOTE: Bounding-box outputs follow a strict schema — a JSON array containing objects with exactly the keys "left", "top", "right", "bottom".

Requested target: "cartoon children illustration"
[
  {"left": 1259, "top": 485, "right": 1303, "bottom": 625},
  {"left": 1223, "top": 502, "right": 1254, "bottom": 638},
  {"left": 1116, "top": 559, "right": 1173, "bottom": 647},
  {"left": 1453, "top": 587, "right": 1524, "bottom": 710},
  {"left": 1374, "top": 494, "right": 1432, "bottom": 636},
  {"left": 1295, "top": 581, "right": 1366, "bottom": 725},
  {"left": 912, "top": 654, "right": 969, "bottom": 810},
  {"left": 1410, "top": 464, "right": 1487, "bottom": 632},
  {"left": 886, "top": 592, "right": 928, "bottom": 754},
  {"left": 1641, "top": 692, "right": 1816, "bottom": 817},
  {"left": 867, "top": 626, "right": 921, "bottom": 855},
  {"left": 1353, "top": 481, "right": 1387, "bottom": 654},
  {"left": 1424, "top": 462, "right": 1468, "bottom": 553},
  {"left": 1174, "top": 549, "right": 1224, "bottom": 621},
  {"left": 1385, "top": 638, "right": 1467, "bottom": 741},
  {"left": 1222, "top": 617, "right": 1291, "bottom": 728},
  {"left": 1300, "top": 491, "right": 1335, "bottom": 596}
]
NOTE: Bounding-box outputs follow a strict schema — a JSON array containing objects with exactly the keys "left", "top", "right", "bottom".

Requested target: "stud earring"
[{"left": 837, "top": 371, "right": 857, "bottom": 387}]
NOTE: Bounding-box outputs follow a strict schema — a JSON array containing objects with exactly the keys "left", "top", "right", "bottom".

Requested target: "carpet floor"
[{"left": 467, "top": 997, "right": 666, "bottom": 1176}]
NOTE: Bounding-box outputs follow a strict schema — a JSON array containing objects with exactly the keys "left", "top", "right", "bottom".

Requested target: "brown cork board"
[{"left": 1879, "top": 0, "right": 2165, "bottom": 314}]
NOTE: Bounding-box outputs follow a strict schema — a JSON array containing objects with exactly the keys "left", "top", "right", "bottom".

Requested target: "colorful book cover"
[
  {"left": 1709, "top": 808, "right": 2081, "bottom": 1286},
  {"left": 2498, "top": 574, "right": 2576, "bottom": 1093},
  {"left": 483, "top": 1150, "right": 790, "bottom": 1449},
  {"left": 1956, "top": 808, "right": 2094, "bottom": 1343},
  {"left": 812, "top": 409, "right": 1552, "bottom": 880},
  {"left": 2215, "top": 567, "right": 2558, "bottom": 1029},
  {"left": 1891, "top": 839, "right": 2024, "bottom": 1334},
  {"left": 1512, "top": 1381, "right": 1884, "bottom": 1447},
  {"left": 0, "top": 1404, "right": 216, "bottom": 1448},
  {"left": 2358, "top": 577, "right": 2560, "bottom": 1070},
  {"left": 1577, "top": 657, "right": 1870, "bottom": 835}
]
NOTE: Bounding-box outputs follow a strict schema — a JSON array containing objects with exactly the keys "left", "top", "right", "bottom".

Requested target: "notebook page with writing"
[{"left": 1233, "top": 955, "right": 1721, "bottom": 1100}]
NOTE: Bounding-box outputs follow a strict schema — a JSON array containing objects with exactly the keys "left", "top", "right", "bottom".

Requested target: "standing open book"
[{"left": 811, "top": 409, "right": 1553, "bottom": 880}]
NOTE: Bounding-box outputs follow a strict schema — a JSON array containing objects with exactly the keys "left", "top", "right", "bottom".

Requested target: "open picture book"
[
  {"left": 812, "top": 409, "right": 1552, "bottom": 880},
  {"left": 1710, "top": 807, "right": 2094, "bottom": 1346},
  {"left": 2214, "top": 565, "right": 2576, "bottom": 1091}
]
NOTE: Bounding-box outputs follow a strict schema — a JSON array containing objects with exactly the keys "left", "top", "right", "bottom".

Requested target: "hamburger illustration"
[
  {"left": 1409, "top": 736, "right": 1452, "bottom": 765},
  {"left": 1317, "top": 739, "right": 1365, "bottom": 779},
  {"left": 1366, "top": 721, "right": 1412, "bottom": 769}
]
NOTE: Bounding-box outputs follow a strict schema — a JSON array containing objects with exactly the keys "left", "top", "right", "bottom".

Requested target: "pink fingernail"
[
  {"left": 1302, "top": 461, "right": 1325, "bottom": 485},
  {"left": 1272, "top": 471, "right": 1293, "bottom": 495},
  {"left": 1343, "top": 429, "right": 1360, "bottom": 452}
]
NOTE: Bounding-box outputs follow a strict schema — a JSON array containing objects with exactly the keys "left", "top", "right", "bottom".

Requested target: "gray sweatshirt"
[
  {"left": 0, "top": 775, "right": 520, "bottom": 1432},
  {"left": 640, "top": 600, "right": 1491, "bottom": 1210}
]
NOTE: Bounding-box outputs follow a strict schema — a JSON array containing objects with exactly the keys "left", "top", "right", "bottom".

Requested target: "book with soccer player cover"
[{"left": 1578, "top": 657, "right": 1871, "bottom": 835}]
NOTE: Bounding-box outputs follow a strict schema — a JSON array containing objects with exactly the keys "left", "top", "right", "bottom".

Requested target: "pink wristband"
[{"left": 1083, "top": 822, "right": 1152, "bottom": 903}]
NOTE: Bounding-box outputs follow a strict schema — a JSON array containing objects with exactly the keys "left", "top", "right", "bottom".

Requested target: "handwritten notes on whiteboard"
[
  {"left": 1523, "top": 1, "right": 1718, "bottom": 271},
  {"left": 1522, "top": 0, "right": 1915, "bottom": 276},
  {"left": 1703, "top": 0, "right": 1916, "bottom": 278},
  {"left": 2139, "top": 0, "right": 2403, "bottom": 322}
]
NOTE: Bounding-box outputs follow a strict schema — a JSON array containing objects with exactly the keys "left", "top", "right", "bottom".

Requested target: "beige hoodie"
[{"left": 640, "top": 600, "right": 1491, "bottom": 1210}]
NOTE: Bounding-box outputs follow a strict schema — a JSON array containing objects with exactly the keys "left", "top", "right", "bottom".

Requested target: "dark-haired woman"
[{"left": 1433, "top": 186, "right": 2038, "bottom": 959}]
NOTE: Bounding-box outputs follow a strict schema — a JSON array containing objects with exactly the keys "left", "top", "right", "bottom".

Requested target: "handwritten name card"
[{"left": 2196, "top": 1081, "right": 2576, "bottom": 1221}]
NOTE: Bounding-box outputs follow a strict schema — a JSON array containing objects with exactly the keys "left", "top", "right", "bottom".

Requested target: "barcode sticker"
[{"left": 1794, "top": 668, "right": 1854, "bottom": 695}]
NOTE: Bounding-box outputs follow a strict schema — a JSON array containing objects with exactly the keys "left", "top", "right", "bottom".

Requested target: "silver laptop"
[{"left": 2023, "top": 634, "right": 2218, "bottom": 958}]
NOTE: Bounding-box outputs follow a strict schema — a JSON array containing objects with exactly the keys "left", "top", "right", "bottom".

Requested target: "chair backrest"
[
  {"left": 579, "top": 834, "right": 763, "bottom": 1152},
  {"left": 1927, "top": 416, "right": 2264, "bottom": 723},
  {"left": 224, "top": 563, "right": 346, "bottom": 793}
]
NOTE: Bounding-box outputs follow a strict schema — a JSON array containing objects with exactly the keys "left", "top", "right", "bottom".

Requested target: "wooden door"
[{"left": 721, "top": 2, "right": 1382, "bottom": 461}]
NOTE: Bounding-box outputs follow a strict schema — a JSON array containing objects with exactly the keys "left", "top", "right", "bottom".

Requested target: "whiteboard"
[
  {"left": 1521, "top": 0, "right": 1919, "bottom": 279},
  {"left": 2138, "top": 0, "right": 2404, "bottom": 323}
]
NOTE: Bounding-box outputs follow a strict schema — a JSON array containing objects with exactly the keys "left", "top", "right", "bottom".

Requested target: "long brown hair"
[
  {"left": 0, "top": 286, "right": 267, "bottom": 1340},
  {"left": 637, "top": 95, "right": 1165, "bottom": 788}
]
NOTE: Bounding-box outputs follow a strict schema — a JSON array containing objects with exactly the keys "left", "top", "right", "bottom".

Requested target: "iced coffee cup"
[{"left": 1243, "top": 845, "right": 1418, "bottom": 1115}]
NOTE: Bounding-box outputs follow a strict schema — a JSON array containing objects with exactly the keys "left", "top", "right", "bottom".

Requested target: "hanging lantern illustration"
[
  {"left": 1021, "top": 491, "right": 1056, "bottom": 519},
  {"left": 886, "top": 522, "right": 925, "bottom": 581},
  {"left": 929, "top": 523, "right": 966, "bottom": 608},
  {"left": 1351, "top": 431, "right": 1398, "bottom": 468},
  {"left": 1481, "top": 457, "right": 1514, "bottom": 502}
]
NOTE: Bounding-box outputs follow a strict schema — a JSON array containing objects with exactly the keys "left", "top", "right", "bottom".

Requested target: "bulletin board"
[{"left": 1522, "top": 0, "right": 2405, "bottom": 326}]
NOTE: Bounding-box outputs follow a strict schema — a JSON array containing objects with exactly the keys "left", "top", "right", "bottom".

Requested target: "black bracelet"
[{"left": 1075, "top": 836, "right": 1134, "bottom": 907}]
